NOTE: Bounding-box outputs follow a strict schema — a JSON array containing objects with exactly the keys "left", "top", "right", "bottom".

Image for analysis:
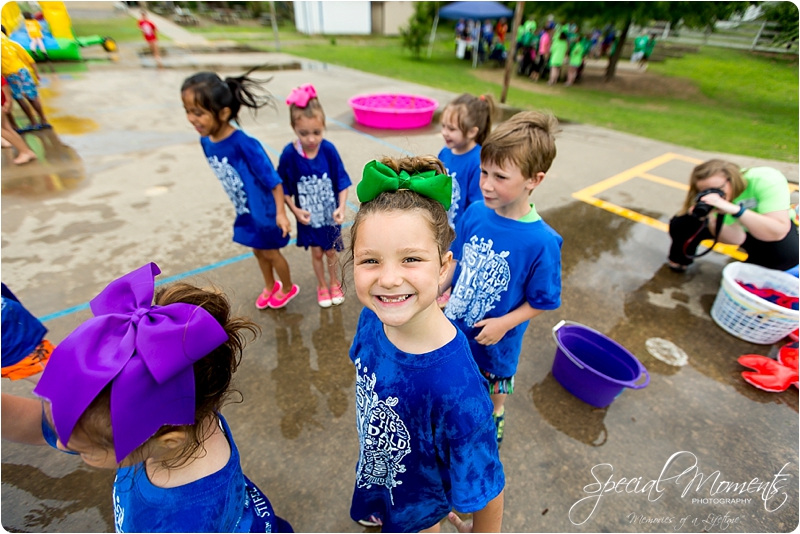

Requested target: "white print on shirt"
[
  {"left": 297, "top": 173, "right": 336, "bottom": 228},
  {"left": 207, "top": 155, "right": 250, "bottom": 215},
  {"left": 113, "top": 487, "right": 125, "bottom": 533},
  {"left": 445, "top": 236, "right": 511, "bottom": 327},
  {"left": 446, "top": 169, "right": 462, "bottom": 229},
  {"left": 246, "top": 486, "right": 273, "bottom": 532},
  {"left": 354, "top": 358, "right": 410, "bottom": 505}
]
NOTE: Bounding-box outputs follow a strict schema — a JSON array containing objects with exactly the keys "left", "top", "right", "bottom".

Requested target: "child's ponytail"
[
  {"left": 445, "top": 93, "right": 498, "bottom": 146},
  {"left": 475, "top": 93, "right": 496, "bottom": 145},
  {"left": 181, "top": 67, "right": 274, "bottom": 124},
  {"left": 223, "top": 66, "right": 274, "bottom": 121}
]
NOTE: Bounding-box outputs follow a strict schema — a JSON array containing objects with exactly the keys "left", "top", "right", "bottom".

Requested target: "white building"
[{"left": 294, "top": 1, "right": 415, "bottom": 36}]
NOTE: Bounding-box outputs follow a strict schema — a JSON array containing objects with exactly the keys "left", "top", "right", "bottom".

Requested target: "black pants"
[{"left": 668, "top": 214, "right": 799, "bottom": 271}]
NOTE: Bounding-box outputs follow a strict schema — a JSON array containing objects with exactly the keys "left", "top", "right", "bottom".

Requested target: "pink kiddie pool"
[{"left": 348, "top": 93, "right": 439, "bottom": 129}]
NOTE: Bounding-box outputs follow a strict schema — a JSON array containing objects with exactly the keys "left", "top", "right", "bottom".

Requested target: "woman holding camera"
[{"left": 668, "top": 159, "right": 798, "bottom": 272}]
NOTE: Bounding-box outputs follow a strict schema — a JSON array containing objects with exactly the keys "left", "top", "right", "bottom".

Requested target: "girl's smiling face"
[
  {"left": 293, "top": 114, "right": 325, "bottom": 157},
  {"left": 440, "top": 108, "right": 478, "bottom": 155},
  {"left": 353, "top": 210, "right": 451, "bottom": 332},
  {"left": 182, "top": 90, "right": 223, "bottom": 138}
]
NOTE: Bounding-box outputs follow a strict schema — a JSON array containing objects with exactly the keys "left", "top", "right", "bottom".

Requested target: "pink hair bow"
[{"left": 286, "top": 84, "right": 317, "bottom": 108}]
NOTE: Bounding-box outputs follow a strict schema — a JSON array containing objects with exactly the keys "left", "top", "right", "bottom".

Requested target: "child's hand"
[
  {"left": 473, "top": 317, "right": 510, "bottom": 345},
  {"left": 2, "top": 100, "right": 10, "bottom": 114},
  {"left": 448, "top": 512, "right": 473, "bottom": 533},
  {"left": 295, "top": 209, "right": 312, "bottom": 226},
  {"left": 332, "top": 205, "right": 346, "bottom": 224},
  {"left": 276, "top": 213, "right": 291, "bottom": 237}
]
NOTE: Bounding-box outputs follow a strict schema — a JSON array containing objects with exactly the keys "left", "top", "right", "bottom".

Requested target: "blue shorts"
[{"left": 6, "top": 69, "right": 37, "bottom": 100}]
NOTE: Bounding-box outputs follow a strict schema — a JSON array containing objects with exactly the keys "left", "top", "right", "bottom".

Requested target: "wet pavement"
[{"left": 1, "top": 48, "right": 798, "bottom": 533}]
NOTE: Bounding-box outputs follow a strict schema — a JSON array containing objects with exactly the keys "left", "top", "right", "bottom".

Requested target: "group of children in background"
[
  {"left": 516, "top": 20, "right": 594, "bottom": 86},
  {"left": 3, "top": 68, "right": 563, "bottom": 533}
]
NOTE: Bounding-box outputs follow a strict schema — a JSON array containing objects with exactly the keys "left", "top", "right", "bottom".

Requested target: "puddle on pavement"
[
  {"left": 531, "top": 373, "right": 610, "bottom": 447},
  {"left": 540, "top": 201, "right": 799, "bottom": 413},
  {"left": 1, "top": 461, "right": 114, "bottom": 531},
  {"left": 1, "top": 129, "right": 86, "bottom": 196}
]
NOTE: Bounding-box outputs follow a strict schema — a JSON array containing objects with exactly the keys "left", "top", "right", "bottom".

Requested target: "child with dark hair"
[
  {"left": 346, "top": 156, "right": 505, "bottom": 532},
  {"left": 279, "top": 84, "right": 351, "bottom": 308},
  {"left": 181, "top": 69, "right": 299, "bottom": 310},
  {"left": 2, "top": 263, "right": 293, "bottom": 532},
  {"left": 443, "top": 111, "right": 563, "bottom": 446}
]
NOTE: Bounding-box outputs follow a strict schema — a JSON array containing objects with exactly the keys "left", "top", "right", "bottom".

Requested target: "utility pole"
[{"left": 501, "top": 1, "right": 524, "bottom": 103}]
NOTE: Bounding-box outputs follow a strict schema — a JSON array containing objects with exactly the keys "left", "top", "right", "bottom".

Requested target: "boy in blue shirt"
[{"left": 443, "top": 110, "right": 563, "bottom": 446}]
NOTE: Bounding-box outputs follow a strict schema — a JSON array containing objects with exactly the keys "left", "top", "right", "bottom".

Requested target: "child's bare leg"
[
  {"left": 261, "top": 248, "right": 293, "bottom": 288},
  {"left": 2, "top": 114, "right": 36, "bottom": 163},
  {"left": 149, "top": 40, "right": 162, "bottom": 67},
  {"left": 14, "top": 98, "right": 38, "bottom": 126},
  {"left": 310, "top": 246, "right": 327, "bottom": 288},
  {"left": 490, "top": 393, "right": 507, "bottom": 415},
  {"left": 252, "top": 248, "right": 277, "bottom": 290},
  {"left": 325, "top": 249, "right": 340, "bottom": 286},
  {"left": 27, "top": 97, "right": 47, "bottom": 125}
]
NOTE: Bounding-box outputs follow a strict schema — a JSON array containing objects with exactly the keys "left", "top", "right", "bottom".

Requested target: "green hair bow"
[{"left": 357, "top": 160, "right": 452, "bottom": 210}]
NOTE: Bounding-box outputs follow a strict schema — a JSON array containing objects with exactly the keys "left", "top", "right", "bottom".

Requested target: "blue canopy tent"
[{"left": 428, "top": 1, "right": 514, "bottom": 65}]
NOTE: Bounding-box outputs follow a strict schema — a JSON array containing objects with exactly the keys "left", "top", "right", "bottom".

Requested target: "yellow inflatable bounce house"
[{"left": 2, "top": 1, "right": 116, "bottom": 61}]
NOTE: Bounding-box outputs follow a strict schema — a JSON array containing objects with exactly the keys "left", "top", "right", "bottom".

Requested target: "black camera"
[{"left": 692, "top": 188, "right": 725, "bottom": 219}]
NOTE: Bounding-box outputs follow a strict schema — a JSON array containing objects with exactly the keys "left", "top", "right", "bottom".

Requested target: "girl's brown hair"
[
  {"left": 680, "top": 159, "right": 746, "bottom": 215},
  {"left": 73, "top": 283, "right": 259, "bottom": 468},
  {"left": 290, "top": 98, "right": 326, "bottom": 128},
  {"left": 442, "top": 93, "right": 497, "bottom": 146},
  {"left": 344, "top": 155, "right": 455, "bottom": 280}
]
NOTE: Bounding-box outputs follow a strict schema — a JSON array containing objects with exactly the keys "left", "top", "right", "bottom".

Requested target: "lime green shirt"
[
  {"left": 723, "top": 167, "right": 792, "bottom": 227},
  {"left": 519, "top": 204, "right": 542, "bottom": 223}
]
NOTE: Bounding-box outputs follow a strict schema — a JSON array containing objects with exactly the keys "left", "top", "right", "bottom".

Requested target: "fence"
[{"left": 643, "top": 19, "right": 798, "bottom": 55}]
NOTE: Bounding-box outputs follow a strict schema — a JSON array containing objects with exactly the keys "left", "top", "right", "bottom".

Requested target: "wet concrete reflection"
[
  {"left": 311, "top": 307, "right": 355, "bottom": 419},
  {"left": 1, "top": 129, "right": 85, "bottom": 196},
  {"left": 1, "top": 461, "right": 113, "bottom": 531},
  {"left": 270, "top": 311, "right": 323, "bottom": 439},
  {"left": 530, "top": 373, "right": 609, "bottom": 447}
]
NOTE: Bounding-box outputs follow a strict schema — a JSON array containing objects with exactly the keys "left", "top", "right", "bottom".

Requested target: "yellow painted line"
[
  {"left": 572, "top": 152, "right": 680, "bottom": 198},
  {"left": 573, "top": 193, "right": 669, "bottom": 232},
  {"left": 639, "top": 172, "right": 689, "bottom": 191}
]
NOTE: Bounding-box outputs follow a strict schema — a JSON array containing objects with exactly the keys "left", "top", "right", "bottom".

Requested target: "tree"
[
  {"left": 524, "top": 2, "right": 748, "bottom": 80},
  {"left": 400, "top": 2, "right": 437, "bottom": 59},
  {"left": 760, "top": 1, "right": 799, "bottom": 44}
]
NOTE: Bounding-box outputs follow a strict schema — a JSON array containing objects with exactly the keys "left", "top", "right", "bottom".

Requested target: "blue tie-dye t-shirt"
[
  {"left": 278, "top": 139, "right": 351, "bottom": 251},
  {"left": 349, "top": 308, "right": 505, "bottom": 533},
  {"left": 200, "top": 129, "right": 289, "bottom": 250},
  {"left": 438, "top": 145, "right": 483, "bottom": 232},
  {"left": 445, "top": 202, "right": 562, "bottom": 378},
  {"left": 112, "top": 415, "right": 290, "bottom": 533},
  {"left": 1, "top": 283, "right": 46, "bottom": 367}
]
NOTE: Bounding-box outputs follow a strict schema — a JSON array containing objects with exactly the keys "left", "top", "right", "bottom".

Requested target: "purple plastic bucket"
[{"left": 551, "top": 321, "right": 649, "bottom": 408}]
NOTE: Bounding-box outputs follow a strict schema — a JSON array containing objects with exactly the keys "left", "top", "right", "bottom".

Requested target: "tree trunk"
[
  {"left": 501, "top": 1, "right": 525, "bottom": 103},
  {"left": 605, "top": 16, "right": 631, "bottom": 82}
]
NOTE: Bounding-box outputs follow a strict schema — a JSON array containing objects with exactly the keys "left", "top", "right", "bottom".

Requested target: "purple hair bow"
[
  {"left": 33, "top": 263, "right": 228, "bottom": 463},
  {"left": 285, "top": 84, "right": 317, "bottom": 108}
]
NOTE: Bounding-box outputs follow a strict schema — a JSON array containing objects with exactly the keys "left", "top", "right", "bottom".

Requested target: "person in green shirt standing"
[
  {"left": 565, "top": 34, "right": 587, "bottom": 86},
  {"left": 547, "top": 28, "right": 568, "bottom": 85},
  {"left": 631, "top": 32, "right": 649, "bottom": 64}
]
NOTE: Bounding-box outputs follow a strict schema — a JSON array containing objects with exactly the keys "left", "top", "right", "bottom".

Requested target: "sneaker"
[
  {"left": 357, "top": 515, "right": 383, "bottom": 527},
  {"left": 330, "top": 283, "right": 345, "bottom": 306},
  {"left": 317, "top": 286, "right": 333, "bottom": 308},
  {"left": 492, "top": 408, "right": 505, "bottom": 446},
  {"left": 256, "top": 281, "right": 281, "bottom": 310},
  {"left": 268, "top": 283, "right": 299, "bottom": 309}
]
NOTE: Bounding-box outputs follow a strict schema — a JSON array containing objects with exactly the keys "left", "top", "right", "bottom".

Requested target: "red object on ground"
[
  {"left": 738, "top": 353, "right": 799, "bottom": 392},
  {"left": 778, "top": 342, "right": 799, "bottom": 370},
  {"left": 789, "top": 329, "right": 798, "bottom": 342}
]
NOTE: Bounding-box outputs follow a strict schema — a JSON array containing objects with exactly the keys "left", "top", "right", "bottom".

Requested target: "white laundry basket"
[{"left": 710, "top": 262, "right": 799, "bottom": 345}]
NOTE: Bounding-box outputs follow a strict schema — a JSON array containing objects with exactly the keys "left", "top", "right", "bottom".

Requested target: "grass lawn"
[
  {"left": 279, "top": 37, "right": 798, "bottom": 162},
  {"left": 71, "top": 17, "right": 170, "bottom": 43}
]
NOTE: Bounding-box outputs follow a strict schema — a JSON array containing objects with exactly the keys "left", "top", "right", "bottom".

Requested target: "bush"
[{"left": 400, "top": 2, "right": 434, "bottom": 58}]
